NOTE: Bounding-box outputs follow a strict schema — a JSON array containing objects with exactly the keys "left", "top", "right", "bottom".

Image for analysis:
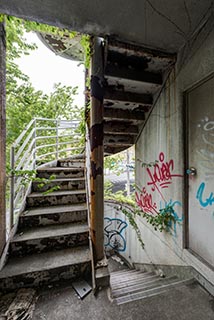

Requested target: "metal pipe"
[
  {"left": 10, "top": 146, "right": 15, "bottom": 229},
  {"left": 90, "top": 37, "right": 105, "bottom": 263},
  {"left": 0, "top": 22, "right": 6, "bottom": 251}
]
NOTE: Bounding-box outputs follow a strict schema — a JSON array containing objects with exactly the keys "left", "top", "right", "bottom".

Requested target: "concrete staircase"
[
  {"left": 110, "top": 269, "right": 194, "bottom": 305},
  {"left": 0, "top": 156, "right": 91, "bottom": 291}
]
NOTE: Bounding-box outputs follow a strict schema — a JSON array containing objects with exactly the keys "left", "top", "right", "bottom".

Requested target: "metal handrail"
[{"left": 8, "top": 117, "right": 83, "bottom": 230}]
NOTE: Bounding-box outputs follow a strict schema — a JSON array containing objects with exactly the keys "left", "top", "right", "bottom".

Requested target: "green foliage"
[
  {"left": 80, "top": 35, "right": 91, "bottom": 69},
  {"left": 4, "top": 16, "right": 85, "bottom": 163},
  {"left": 140, "top": 206, "right": 176, "bottom": 232},
  {"left": 140, "top": 160, "right": 159, "bottom": 168},
  {"left": 9, "top": 169, "right": 59, "bottom": 195},
  {"left": 104, "top": 181, "right": 144, "bottom": 249},
  {"left": 121, "top": 207, "right": 145, "bottom": 249},
  {"left": 104, "top": 153, "right": 126, "bottom": 175}
]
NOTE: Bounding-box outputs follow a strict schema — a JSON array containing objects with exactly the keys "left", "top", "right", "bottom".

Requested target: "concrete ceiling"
[{"left": 0, "top": 0, "right": 213, "bottom": 53}]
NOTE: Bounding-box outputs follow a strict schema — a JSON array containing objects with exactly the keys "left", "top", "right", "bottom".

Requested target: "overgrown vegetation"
[{"left": 2, "top": 15, "right": 87, "bottom": 165}]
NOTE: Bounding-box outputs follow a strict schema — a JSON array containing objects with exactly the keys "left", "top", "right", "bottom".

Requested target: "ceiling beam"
[
  {"left": 104, "top": 146, "right": 127, "bottom": 156},
  {"left": 108, "top": 38, "right": 177, "bottom": 61},
  {"left": 104, "top": 107, "right": 145, "bottom": 122},
  {"left": 105, "top": 63, "right": 162, "bottom": 85},
  {"left": 104, "top": 87, "right": 153, "bottom": 105},
  {"left": 104, "top": 134, "right": 135, "bottom": 146},
  {"left": 104, "top": 121, "right": 138, "bottom": 135}
]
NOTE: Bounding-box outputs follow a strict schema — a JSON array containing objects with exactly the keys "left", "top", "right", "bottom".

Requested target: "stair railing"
[{"left": 8, "top": 117, "right": 83, "bottom": 231}]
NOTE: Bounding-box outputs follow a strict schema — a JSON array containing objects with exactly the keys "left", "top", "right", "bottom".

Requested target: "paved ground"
[
  {"left": 1, "top": 257, "right": 214, "bottom": 320},
  {"left": 32, "top": 280, "right": 214, "bottom": 320}
]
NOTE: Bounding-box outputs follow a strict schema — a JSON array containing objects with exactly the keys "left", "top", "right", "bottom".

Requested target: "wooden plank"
[
  {"left": 105, "top": 63, "right": 162, "bottom": 85},
  {"left": 104, "top": 122, "right": 138, "bottom": 135},
  {"left": 104, "top": 108, "right": 145, "bottom": 122},
  {"left": 104, "top": 87, "right": 153, "bottom": 105},
  {"left": 0, "top": 23, "right": 6, "bottom": 255}
]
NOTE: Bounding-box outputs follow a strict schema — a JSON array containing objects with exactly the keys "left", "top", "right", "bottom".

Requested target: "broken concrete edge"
[
  {"left": 95, "top": 265, "right": 110, "bottom": 289},
  {"left": 94, "top": 255, "right": 110, "bottom": 289}
]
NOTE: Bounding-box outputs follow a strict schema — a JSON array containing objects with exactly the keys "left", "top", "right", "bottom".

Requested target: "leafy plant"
[{"left": 140, "top": 206, "right": 177, "bottom": 232}]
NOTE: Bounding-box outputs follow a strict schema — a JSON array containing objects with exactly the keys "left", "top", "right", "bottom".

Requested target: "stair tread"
[
  {"left": 33, "top": 177, "right": 85, "bottom": 183},
  {"left": 111, "top": 276, "right": 178, "bottom": 297},
  {"left": 37, "top": 167, "right": 84, "bottom": 172},
  {"left": 28, "top": 189, "right": 86, "bottom": 198},
  {"left": 0, "top": 246, "right": 91, "bottom": 279},
  {"left": 115, "top": 278, "right": 195, "bottom": 305},
  {"left": 12, "top": 222, "right": 89, "bottom": 242},
  {"left": 21, "top": 203, "right": 88, "bottom": 217}
]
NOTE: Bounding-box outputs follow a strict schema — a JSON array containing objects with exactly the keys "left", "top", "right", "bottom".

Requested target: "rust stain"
[
  {"left": 91, "top": 160, "right": 103, "bottom": 179},
  {"left": 91, "top": 75, "right": 105, "bottom": 102},
  {"left": 90, "top": 123, "right": 103, "bottom": 151}
]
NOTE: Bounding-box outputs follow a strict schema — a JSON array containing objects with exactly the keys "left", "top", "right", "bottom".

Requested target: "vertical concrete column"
[
  {"left": 0, "top": 22, "right": 6, "bottom": 255},
  {"left": 90, "top": 37, "right": 105, "bottom": 263}
]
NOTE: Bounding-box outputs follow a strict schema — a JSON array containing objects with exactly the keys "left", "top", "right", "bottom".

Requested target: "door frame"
[{"left": 183, "top": 72, "right": 214, "bottom": 270}]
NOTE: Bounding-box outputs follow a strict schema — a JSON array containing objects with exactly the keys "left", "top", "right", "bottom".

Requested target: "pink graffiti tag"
[
  {"left": 135, "top": 187, "right": 159, "bottom": 215},
  {"left": 146, "top": 152, "right": 183, "bottom": 200}
]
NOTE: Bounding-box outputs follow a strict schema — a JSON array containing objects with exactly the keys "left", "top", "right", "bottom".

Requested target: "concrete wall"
[{"left": 134, "top": 23, "right": 214, "bottom": 285}]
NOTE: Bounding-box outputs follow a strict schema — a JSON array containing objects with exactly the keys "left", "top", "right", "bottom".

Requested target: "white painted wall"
[
  {"left": 103, "top": 25, "right": 214, "bottom": 286},
  {"left": 134, "top": 24, "right": 214, "bottom": 285}
]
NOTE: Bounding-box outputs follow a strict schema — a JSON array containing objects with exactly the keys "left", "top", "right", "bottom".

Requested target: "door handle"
[{"left": 186, "top": 167, "right": 197, "bottom": 176}]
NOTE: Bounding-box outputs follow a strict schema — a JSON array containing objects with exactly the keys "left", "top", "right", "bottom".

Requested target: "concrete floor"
[
  {"left": 32, "top": 280, "right": 214, "bottom": 320},
  {"left": 1, "top": 257, "right": 214, "bottom": 320}
]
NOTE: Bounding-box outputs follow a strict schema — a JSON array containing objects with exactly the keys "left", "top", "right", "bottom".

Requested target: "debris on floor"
[
  {"left": 71, "top": 279, "right": 92, "bottom": 299},
  {"left": 111, "top": 255, "right": 124, "bottom": 265},
  {"left": 4, "top": 288, "right": 38, "bottom": 320}
]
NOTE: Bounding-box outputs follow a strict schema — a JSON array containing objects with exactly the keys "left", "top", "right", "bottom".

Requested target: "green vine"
[
  {"left": 8, "top": 169, "right": 60, "bottom": 195},
  {"left": 140, "top": 206, "right": 177, "bottom": 232},
  {"left": 121, "top": 207, "right": 145, "bottom": 249}
]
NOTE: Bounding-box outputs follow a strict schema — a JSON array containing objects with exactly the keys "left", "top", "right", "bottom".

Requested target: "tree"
[{"left": 4, "top": 15, "right": 84, "bottom": 157}]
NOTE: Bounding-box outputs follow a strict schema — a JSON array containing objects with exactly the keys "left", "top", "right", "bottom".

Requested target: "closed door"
[{"left": 187, "top": 76, "right": 214, "bottom": 268}]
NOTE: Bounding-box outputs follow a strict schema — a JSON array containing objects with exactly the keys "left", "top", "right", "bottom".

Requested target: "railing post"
[
  {"left": 0, "top": 22, "right": 6, "bottom": 253},
  {"left": 56, "top": 118, "right": 59, "bottom": 160},
  {"left": 90, "top": 37, "right": 105, "bottom": 263},
  {"left": 10, "top": 146, "right": 15, "bottom": 229},
  {"left": 33, "top": 119, "right": 37, "bottom": 169}
]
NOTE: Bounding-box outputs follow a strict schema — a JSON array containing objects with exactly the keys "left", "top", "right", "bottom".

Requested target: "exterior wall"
[
  {"left": 134, "top": 25, "right": 214, "bottom": 285},
  {"left": 104, "top": 201, "right": 136, "bottom": 266}
]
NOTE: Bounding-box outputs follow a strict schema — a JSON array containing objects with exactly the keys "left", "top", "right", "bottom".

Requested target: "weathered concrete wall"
[
  {"left": 134, "top": 23, "right": 214, "bottom": 285},
  {"left": 104, "top": 201, "right": 135, "bottom": 266}
]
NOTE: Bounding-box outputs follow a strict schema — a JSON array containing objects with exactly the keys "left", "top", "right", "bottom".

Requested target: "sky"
[{"left": 16, "top": 32, "right": 85, "bottom": 106}]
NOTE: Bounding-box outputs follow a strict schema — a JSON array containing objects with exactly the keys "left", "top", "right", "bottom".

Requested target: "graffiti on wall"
[
  {"left": 146, "top": 152, "right": 183, "bottom": 200},
  {"left": 197, "top": 117, "right": 214, "bottom": 172},
  {"left": 135, "top": 152, "right": 183, "bottom": 233},
  {"left": 159, "top": 199, "right": 183, "bottom": 234},
  {"left": 196, "top": 182, "right": 214, "bottom": 207},
  {"left": 104, "top": 217, "right": 128, "bottom": 252}
]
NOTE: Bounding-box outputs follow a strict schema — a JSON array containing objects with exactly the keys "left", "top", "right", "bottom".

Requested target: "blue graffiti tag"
[
  {"left": 159, "top": 199, "right": 183, "bottom": 235},
  {"left": 104, "top": 218, "right": 128, "bottom": 252},
  {"left": 196, "top": 182, "right": 214, "bottom": 207}
]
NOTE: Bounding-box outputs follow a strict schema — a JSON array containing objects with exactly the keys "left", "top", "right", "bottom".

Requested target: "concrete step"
[
  {"left": 112, "top": 276, "right": 178, "bottom": 298},
  {"left": 0, "top": 246, "right": 91, "bottom": 291},
  {"left": 111, "top": 273, "right": 159, "bottom": 290},
  {"left": 58, "top": 158, "right": 85, "bottom": 168},
  {"left": 36, "top": 167, "right": 85, "bottom": 179},
  {"left": 26, "top": 189, "right": 86, "bottom": 207},
  {"left": 32, "top": 177, "right": 85, "bottom": 192},
  {"left": 10, "top": 222, "right": 89, "bottom": 257},
  {"left": 114, "top": 278, "right": 194, "bottom": 305},
  {"left": 110, "top": 270, "right": 152, "bottom": 283},
  {"left": 19, "top": 203, "right": 88, "bottom": 229}
]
